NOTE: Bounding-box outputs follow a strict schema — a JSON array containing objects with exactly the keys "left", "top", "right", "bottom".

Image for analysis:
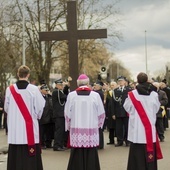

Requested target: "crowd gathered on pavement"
[{"left": 0, "top": 65, "right": 170, "bottom": 170}]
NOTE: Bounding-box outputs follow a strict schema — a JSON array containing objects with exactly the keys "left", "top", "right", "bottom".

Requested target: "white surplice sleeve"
[
  {"left": 152, "top": 92, "right": 160, "bottom": 115},
  {"left": 34, "top": 87, "right": 45, "bottom": 119},
  {"left": 123, "top": 96, "right": 134, "bottom": 115}
]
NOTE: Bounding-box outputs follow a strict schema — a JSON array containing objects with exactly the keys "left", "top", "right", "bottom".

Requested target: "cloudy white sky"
[
  {"left": 3, "top": 0, "right": 169, "bottom": 81},
  {"left": 106, "top": 0, "right": 170, "bottom": 80}
]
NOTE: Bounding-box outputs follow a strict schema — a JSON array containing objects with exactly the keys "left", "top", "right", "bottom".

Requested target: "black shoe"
[
  {"left": 46, "top": 145, "right": 52, "bottom": 148},
  {"left": 62, "top": 146, "right": 68, "bottom": 150},
  {"left": 53, "top": 147, "right": 66, "bottom": 151},
  {"left": 97, "top": 146, "right": 104, "bottom": 149},
  {"left": 125, "top": 141, "right": 130, "bottom": 147},
  {"left": 107, "top": 142, "right": 114, "bottom": 145},
  {"left": 160, "top": 138, "right": 164, "bottom": 142},
  {"left": 41, "top": 145, "right": 47, "bottom": 149},
  {"left": 115, "top": 142, "right": 123, "bottom": 147}
]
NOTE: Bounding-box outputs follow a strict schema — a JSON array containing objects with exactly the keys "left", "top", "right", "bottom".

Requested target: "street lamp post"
[
  {"left": 22, "top": 8, "right": 26, "bottom": 65},
  {"left": 145, "top": 30, "right": 148, "bottom": 74},
  {"left": 117, "top": 62, "right": 120, "bottom": 78}
]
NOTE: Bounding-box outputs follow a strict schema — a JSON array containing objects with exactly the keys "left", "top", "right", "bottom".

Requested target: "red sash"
[
  {"left": 10, "top": 85, "right": 36, "bottom": 156},
  {"left": 128, "top": 91, "right": 163, "bottom": 162}
]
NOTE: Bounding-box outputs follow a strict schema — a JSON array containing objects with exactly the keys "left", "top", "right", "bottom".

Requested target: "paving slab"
[{"left": 0, "top": 127, "right": 170, "bottom": 170}]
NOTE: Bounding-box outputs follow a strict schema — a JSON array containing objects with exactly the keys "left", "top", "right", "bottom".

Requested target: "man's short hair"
[
  {"left": 18, "top": 65, "right": 30, "bottom": 78},
  {"left": 137, "top": 72, "right": 148, "bottom": 84}
]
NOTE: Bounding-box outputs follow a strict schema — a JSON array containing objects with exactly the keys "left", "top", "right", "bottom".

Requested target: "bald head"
[
  {"left": 110, "top": 81, "right": 117, "bottom": 90},
  {"left": 160, "top": 82, "right": 166, "bottom": 89},
  {"left": 152, "top": 82, "right": 160, "bottom": 90}
]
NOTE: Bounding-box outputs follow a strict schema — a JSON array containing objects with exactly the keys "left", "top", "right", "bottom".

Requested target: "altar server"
[
  {"left": 4, "top": 65, "right": 45, "bottom": 170},
  {"left": 124, "top": 72, "right": 163, "bottom": 170}
]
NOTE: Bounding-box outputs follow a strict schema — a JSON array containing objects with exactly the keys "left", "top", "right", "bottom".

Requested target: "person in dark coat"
[
  {"left": 0, "top": 94, "right": 4, "bottom": 129},
  {"left": 105, "top": 81, "right": 117, "bottom": 144},
  {"left": 63, "top": 76, "right": 72, "bottom": 96},
  {"left": 52, "top": 78, "right": 67, "bottom": 151},
  {"left": 160, "top": 82, "right": 170, "bottom": 129},
  {"left": 94, "top": 81, "right": 104, "bottom": 101},
  {"left": 39, "top": 84, "right": 54, "bottom": 149},
  {"left": 94, "top": 80, "right": 105, "bottom": 149},
  {"left": 153, "top": 82, "right": 168, "bottom": 142},
  {"left": 112, "top": 76, "right": 132, "bottom": 147}
]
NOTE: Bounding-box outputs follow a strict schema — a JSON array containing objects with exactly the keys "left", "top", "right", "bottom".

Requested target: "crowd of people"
[{"left": 1, "top": 65, "right": 170, "bottom": 170}]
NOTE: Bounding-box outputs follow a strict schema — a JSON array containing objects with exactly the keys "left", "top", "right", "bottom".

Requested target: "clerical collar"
[
  {"left": 76, "top": 86, "right": 91, "bottom": 91},
  {"left": 16, "top": 80, "right": 29, "bottom": 89}
]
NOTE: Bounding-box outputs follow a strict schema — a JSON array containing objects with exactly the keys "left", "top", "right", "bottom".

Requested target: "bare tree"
[
  {"left": 0, "top": 4, "right": 23, "bottom": 95},
  {"left": 1, "top": 0, "right": 127, "bottom": 87}
]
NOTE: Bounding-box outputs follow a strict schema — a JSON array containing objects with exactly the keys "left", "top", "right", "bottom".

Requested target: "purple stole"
[
  {"left": 10, "top": 85, "right": 36, "bottom": 156},
  {"left": 128, "top": 91, "right": 163, "bottom": 162}
]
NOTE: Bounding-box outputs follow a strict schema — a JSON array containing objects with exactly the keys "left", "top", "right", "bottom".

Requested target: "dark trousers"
[
  {"left": 3, "top": 115, "right": 8, "bottom": 134},
  {"left": 53, "top": 117, "right": 65, "bottom": 149},
  {"left": 0, "top": 112, "right": 2, "bottom": 128},
  {"left": 163, "top": 111, "right": 169, "bottom": 129},
  {"left": 98, "top": 128, "right": 104, "bottom": 149},
  {"left": 116, "top": 117, "right": 129, "bottom": 143},
  {"left": 108, "top": 128, "right": 115, "bottom": 143},
  {"left": 40, "top": 123, "right": 53, "bottom": 147},
  {"left": 156, "top": 118, "right": 164, "bottom": 140}
]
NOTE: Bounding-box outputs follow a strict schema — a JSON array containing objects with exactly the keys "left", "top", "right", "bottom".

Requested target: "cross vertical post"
[
  {"left": 39, "top": 1, "right": 107, "bottom": 91},
  {"left": 67, "top": 1, "right": 78, "bottom": 90}
]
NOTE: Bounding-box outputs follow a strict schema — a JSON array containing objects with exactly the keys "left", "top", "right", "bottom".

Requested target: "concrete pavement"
[{"left": 0, "top": 127, "right": 170, "bottom": 170}]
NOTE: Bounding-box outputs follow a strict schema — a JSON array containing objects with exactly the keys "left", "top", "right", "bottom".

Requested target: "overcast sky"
[
  {"left": 2, "top": 0, "right": 169, "bottom": 80},
  {"left": 106, "top": 0, "right": 170, "bottom": 80}
]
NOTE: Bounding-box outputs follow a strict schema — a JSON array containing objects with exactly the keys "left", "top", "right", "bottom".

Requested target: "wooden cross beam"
[{"left": 39, "top": 1, "right": 107, "bottom": 91}]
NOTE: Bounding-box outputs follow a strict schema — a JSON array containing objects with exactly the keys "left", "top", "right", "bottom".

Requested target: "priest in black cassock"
[{"left": 65, "top": 74, "right": 105, "bottom": 170}]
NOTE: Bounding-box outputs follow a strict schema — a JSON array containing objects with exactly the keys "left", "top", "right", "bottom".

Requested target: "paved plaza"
[{"left": 1, "top": 126, "right": 170, "bottom": 170}]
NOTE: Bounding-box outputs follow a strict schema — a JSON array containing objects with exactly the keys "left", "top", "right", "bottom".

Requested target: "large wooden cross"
[{"left": 39, "top": 1, "right": 107, "bottom": 91}]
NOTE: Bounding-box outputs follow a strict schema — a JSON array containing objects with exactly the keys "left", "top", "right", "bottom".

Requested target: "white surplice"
[
  {"left": 4, "top": 84, "right": 45, "bottom": 144},
  {"left": 123, "top": 89, "right": 160, "bottom": 143},
  {"left": 65, "top": 88, "right": 105, "bottom": 148}
]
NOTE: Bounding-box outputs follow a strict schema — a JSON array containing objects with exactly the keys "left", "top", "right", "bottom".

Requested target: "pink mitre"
[{"left": 77, "top": 74, "right": 89, "bottom": 80}]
